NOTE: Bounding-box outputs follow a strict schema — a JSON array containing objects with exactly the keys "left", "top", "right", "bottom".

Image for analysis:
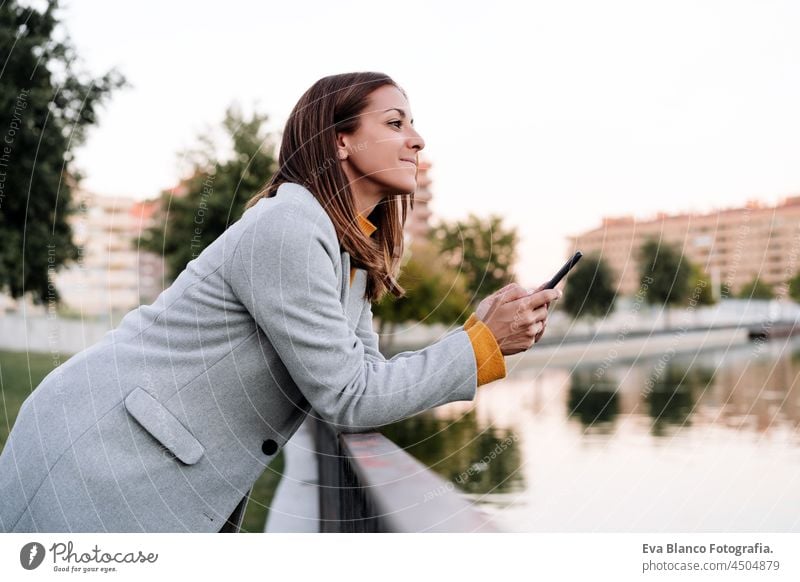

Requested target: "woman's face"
[{"left": 336, "top": 84, "right": 425, "bottom": 196}]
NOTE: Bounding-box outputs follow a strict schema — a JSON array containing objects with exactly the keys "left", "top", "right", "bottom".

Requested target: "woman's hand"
[{"left": 475, "top": 283, "right": 561, "bottom": 356}]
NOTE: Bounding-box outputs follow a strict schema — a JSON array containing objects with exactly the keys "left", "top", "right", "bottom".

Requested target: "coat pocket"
[{"left": 123, "top": 386, "right": 205, "bottom": 465}]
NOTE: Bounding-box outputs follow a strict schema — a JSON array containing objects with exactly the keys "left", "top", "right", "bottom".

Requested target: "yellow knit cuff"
[{"left": 464, "top": 313, "right": 507, "bottom": 386}]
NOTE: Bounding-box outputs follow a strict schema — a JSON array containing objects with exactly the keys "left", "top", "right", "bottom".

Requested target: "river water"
[{"left": 382, "top": 333, "right": 800, "bottom": 532}]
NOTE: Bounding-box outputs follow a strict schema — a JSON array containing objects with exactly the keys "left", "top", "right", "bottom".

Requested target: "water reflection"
[
  {"left": 566, "top": 369, "right": 619, "bottom": 433},
  {"left": 387, "top": 333, "right": 800, "bottom": 531},
  {"left": 642, "top": 363, "right": 715, "bottom": 436},
  {"left": 382, "top": 410, "right": 525, "bottom": 499}
]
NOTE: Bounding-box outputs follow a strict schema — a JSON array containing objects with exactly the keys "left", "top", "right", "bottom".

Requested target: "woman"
[{"left": 0, "top": 72, "right": 560, "bottom": 533}]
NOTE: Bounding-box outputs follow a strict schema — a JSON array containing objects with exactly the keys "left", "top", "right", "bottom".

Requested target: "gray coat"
[{"left": 0, "top": 181, "right": 480, "bottom": 533}]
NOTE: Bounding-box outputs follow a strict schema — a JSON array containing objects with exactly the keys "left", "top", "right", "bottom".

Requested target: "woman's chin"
[
  {"left": 381, "top": 170, "right": 417, "bottom": 192},
  {"left": 378, "top": 181, "right": 416, "bottom": 196},
  {"left": 394, "top": 177, "right": 418, "bottom": 194}
]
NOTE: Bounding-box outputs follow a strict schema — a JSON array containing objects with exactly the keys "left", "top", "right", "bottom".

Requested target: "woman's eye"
[{"left": 389, "top": 120, "right": 402, "bottom": 128}]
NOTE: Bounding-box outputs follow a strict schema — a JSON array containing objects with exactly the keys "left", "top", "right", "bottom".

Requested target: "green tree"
[
  {"left": 637, "top": 238, "right": 691, "bottom": 329},
  {"left": 788, "top": 270, "right": 800, "bottom": 303},
  {"left": 688, "top": 263, "right": 716, "bottom": 305},
  {"left": 720, "top": 281, "right": 734, "bottom": 300},
  {"left": 139, "top": 105, "right": 277, "bottom": 281},
  {"left": 0, "top": 0, "right": 128, "bottom": 304},
  {"left": 736, "top": 275, "right": 774, "bottom": 300},
  {"left": 373, "top": 241, "right": 472, "bottom": 353},
  {"left": 429, "top": 214, "right": 519, "bottom": 308},
  {"left": 561, "top": 253, "right": 617, "bottom": 331}
]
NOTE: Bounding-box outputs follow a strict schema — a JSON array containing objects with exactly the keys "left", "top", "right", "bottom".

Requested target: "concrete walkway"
[{"left": 264, "top": 415, "right": 320, "bottom": 532}]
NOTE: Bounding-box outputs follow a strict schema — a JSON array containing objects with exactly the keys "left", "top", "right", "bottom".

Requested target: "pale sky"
[{"left": 57, "top": 0, "right": 800, "bottom": 287}]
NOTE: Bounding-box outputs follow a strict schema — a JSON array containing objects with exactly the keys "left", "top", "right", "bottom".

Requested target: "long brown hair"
[{"left": 245, "top": 72, "right": 414, "bottom": 303}]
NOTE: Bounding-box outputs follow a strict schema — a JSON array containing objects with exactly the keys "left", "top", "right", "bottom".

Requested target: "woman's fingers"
[
  {"left": 481, "top": 283, "right": 557, "bottom": 354},
  {"left": 511, "top": 310, "right": 548, "bottom": 336},
  {"left": 479, "top": 284, "right": 523, "bottom": 321},
  {"left": 534, "top": 319, "right": 546, "bottom": 342},
  {"left": 530, "top": 304, "right": 548, "bottom": 322},
  {"left": 507, "top": 288, "right": 560, "bottom": 313},
  {"left": 497, "top": 284, "right": 531, "bottom": 304},
  {"left": 527, "top": 289, "right": 561, "bottom": 310}
]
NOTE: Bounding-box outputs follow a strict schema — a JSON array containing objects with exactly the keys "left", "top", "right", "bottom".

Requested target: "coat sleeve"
[
  {"left": 353, "top": 301, "right": 385, "bottom": 362},
  {"left": 229, "top": 204, "right": 478, "bottom": 434},
  {"left": 353, "top": 300, "right": 466, "bottom": 364},
  {"left": 355, "top": 305, "right": 506, "bottom": 387}
]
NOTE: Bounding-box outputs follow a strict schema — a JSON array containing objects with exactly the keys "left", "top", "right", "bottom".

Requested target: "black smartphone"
[{"left": 543, "top": 251, "right": 582, "bottom": 290}]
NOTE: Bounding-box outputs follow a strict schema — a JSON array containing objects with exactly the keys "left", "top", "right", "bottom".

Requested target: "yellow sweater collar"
[{"left": 356, "top": 213, "right": 377, "bottom": 237}]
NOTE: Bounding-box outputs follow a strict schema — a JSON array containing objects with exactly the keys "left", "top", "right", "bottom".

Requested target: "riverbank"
[
  {"left": 506, "top": 326, "right": 750, "bottom": 372},
  {"left": 382, "top": 298, "right": 800, "bottom": 370}
]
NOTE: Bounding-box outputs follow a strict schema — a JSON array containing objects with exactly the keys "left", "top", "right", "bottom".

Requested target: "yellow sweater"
[{"left": 353, "top": 213, "right": 506, "bottom": 387}]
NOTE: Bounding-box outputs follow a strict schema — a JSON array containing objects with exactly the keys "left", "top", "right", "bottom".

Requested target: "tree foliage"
[
  {"left": 139, "top": 105, "right": 277, "bottom": 281},
  {"left": 429, "top": 214, "right": 519, "bottom": 308},
  {"left": 636, "top": 238, "right": 692, "bottom": 328},
  {"left": 373, "top": 240, "right": 472, "bottom": 350},
  {"left": 688, "top": 263, "right": 716, "bottom": 305},
  {"left": 561, "top": 253, "right": 617, "bottom": 322},
  {"left": 0, "top": 0, "right": 128, "bottom": 303},
  {"left": 788, "top": 271, "right": 800, "bottom": 303},
  {"left": 637, "top": 239, "right": 691, "bottom": 305},
  {"left": 736, "top": 275, "right": 774, "bottom": 300}
]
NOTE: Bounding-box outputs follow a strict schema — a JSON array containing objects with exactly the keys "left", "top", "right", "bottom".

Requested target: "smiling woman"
[
  {"left": 336, "top": 86, "right": 424, "bottom": 209},
  {"left": 245, "top": 72, "right": 427, "bottom": 304},
  {"left": 0, "top": 72, "right": 558, "bottom": 534}
]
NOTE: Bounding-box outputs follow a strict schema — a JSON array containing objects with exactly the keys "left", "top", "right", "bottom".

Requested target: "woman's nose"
[{"left": 409, "top": 128, "right": 425, "bottom": 151}]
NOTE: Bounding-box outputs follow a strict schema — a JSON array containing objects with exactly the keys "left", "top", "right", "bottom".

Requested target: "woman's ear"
[{"left": 336, "top": 133, "right": 349, "bottom": 161}]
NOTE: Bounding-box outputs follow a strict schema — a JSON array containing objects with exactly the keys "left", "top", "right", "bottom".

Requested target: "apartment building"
[
  {"left": 568, "top": 196, "right": 800, "bottom": 298},
  {"left": 52, "top": 190, "right": 164, "bottom": 316}
]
